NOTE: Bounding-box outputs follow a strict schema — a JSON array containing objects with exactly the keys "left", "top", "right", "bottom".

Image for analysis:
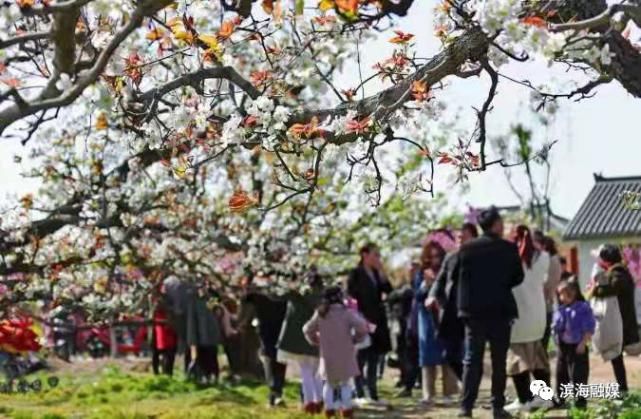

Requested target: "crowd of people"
[{"left": 135, "top": 206, "right": 640, "bottom": 419}]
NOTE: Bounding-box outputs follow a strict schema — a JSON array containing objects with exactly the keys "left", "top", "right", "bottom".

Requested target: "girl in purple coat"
[
  {"left": 552, "top": 278, "right": 596, "bottom": 409},
  {"left": 303, "top": 286, "right": 369, "bottom": 418}
]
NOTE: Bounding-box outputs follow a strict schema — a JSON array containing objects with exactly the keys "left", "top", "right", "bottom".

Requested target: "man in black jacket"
[
  {"left": 446, "top": 207, "right": 524, "bottom": 419},
  {"left": 348, "top": 243, "right": 392, "bottom": 404}
]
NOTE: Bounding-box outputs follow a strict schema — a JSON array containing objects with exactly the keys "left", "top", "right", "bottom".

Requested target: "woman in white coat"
[{"left": 505, "top": 225, "right": 552, "bottom": 413}]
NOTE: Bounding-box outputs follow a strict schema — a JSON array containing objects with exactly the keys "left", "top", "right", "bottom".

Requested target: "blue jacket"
[{"left": 552, "top": 301, "right": 596, "bottom": 345}]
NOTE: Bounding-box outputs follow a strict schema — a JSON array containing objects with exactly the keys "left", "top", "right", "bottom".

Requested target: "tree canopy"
[{"left": 0, "top": 0, "right": 639, "bottom": 319}]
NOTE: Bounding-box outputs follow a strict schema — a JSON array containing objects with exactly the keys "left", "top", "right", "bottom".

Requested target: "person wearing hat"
[
  {"left": 446, "top": 207, "right": 525, "bottom": 419},
  {"left": 587, "top": 244, "right": 640, "bottom": 395}
]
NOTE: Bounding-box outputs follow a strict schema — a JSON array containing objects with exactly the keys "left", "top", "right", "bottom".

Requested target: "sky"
[{"left": 1, "top": 1, "right": 641, "bottom": 222}]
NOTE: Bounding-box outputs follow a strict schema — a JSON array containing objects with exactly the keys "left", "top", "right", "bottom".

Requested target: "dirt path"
[
  {"left": 42, "top": 353, "right": 641, "bottom": 418},
  {"left": 354, "top": 353, "right": 641, "bottom": 418}
]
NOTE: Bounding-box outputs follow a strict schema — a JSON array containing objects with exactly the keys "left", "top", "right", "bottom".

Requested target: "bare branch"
[
  {"left": 475, "top": 59, "right": 499, "bottom": 170},
  {"left": 0, "top": 31, "right": 50, "bottom": 49},
  {"left": 549, "top": 4, "right": 641, "bottom": 32},
  {"left": 139, "top": 66, "right": 260, "bottom": 104},
  {"left": 0, "top": 0, "right": 174, "bottom": 135},
  {"left": 289, "top": 26, "right": 489, "bottom": 126}
]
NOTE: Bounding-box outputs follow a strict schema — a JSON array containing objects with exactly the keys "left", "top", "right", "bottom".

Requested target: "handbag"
[
  {"left": 591, "top": 296, "right": 623, "bottom": 361},
  {"left": 354, "top": 333, "right": 371, "bottom": 351},
  {"left": 624, "top": 340, "right": 641, "bottom": 356}
]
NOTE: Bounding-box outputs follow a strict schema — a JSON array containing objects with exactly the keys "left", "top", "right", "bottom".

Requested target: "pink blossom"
[{"left": 423, "top": 229, "right": 457, "bottom": 252}]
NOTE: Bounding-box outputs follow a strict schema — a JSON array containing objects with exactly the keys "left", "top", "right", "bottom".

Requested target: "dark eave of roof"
[{"left": 563, "top": 174, "right": 641, "bottom": 241}]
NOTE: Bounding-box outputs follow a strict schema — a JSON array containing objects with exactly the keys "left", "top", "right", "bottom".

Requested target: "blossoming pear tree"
[{"left": 0, "top": 0, "right": 640, "bottom": 319}]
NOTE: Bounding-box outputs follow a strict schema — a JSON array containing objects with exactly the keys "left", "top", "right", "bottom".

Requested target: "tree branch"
[
  {"left": 139, "top": 66, "right": 260, "bottom": 104},
  {"left": 0, "top": 32, "right": 50, "bottom": 50},
  {"left": 0, "top": 0, "right": 174, "bottom": 135},
  {"left": 289, "top": 26, "right": 489, "bottom": 127}
]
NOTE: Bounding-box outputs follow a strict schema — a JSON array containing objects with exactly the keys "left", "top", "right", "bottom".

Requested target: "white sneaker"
[
  {"left": 354, "top": 398, "right": 372, "bottom": 407},
  {"left": 525, "top": 398, "right": 553, "bottom": 411},
  {"left": 441, "top": 395, "right": 456, "bottom": 405},
  {"left": 504, "top": 399, "right": 525, "bottom": 412}
]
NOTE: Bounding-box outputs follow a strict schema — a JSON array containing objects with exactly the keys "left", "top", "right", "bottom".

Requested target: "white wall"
[{"left": 576, "top": 239, "right": 603, "bottom": 292}]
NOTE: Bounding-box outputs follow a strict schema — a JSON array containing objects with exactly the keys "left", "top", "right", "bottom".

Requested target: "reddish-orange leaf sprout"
[
  {"left": 229, "top": 190, "right": 258, "bottom": 213},
  {"left": 288, "top": 117, "right": 325, "bottom": 139},
  {"left": 250, "top": 70, "right": 272, "bottom": 86},
  {"left": 411, "top": 80, "right": 431, "bottom": 102},
  {"left": 437, "top": 153, "right": 454, "bottom": 164},
  {"left": 389, "top": 30, "right": 415, "bottom": 44},
  {"left": 335, "top": 0, "right": 359, "bottom": 14},
  {"left": 345, "top": 116, "right": 371, "bottom": 135},
  {"left": 314, "top": 15, "right": 337, "bottom": 25},
  {"left": 521, "top": 16, "right": 547, "bottom": 28}
]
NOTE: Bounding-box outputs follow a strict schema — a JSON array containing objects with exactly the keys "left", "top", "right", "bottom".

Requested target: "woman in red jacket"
[{"left": 152, "top": 289, "right": 178, "bottom": 376}]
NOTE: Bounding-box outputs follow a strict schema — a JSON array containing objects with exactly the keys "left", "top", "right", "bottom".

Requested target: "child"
[
  {"left": 552, "top": 278, "right": 596, "bottom": 409},
  {"left": 303, "top": 287, "right": 369, "bottom": 418}
]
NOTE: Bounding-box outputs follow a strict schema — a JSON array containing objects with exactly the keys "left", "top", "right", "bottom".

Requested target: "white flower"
[
  {"left": 221, "top": 114, "right": 245, "bottom": 146},
  {"left": 254, "top": 96, "right": 275, "bottom": 113},
  {"left": 91, "top": 31, "right": 111, "bottom": 49},
  {"left": 56, "top": 73, "right": 73, "bottom": 92},
  {"left": 542, "top": 33, "right": 566, "bottom": 63},
  {"left": 273, "top": 105, "right": 290, "bottom": 123},
  {"left": 222, "top": 53, "right": 235, "bottom": 66},
  {"left": 173, "top": 105, "right": 192, "bottom": 128},
  {"left": 600, "top": 44, "right": 612, "bottom": 66},
  {"left": 143, "top": 122, "right": 163, "bottom": 149},
  {"left": 246, "top": 102, "right": 261, "bottom": 118}
]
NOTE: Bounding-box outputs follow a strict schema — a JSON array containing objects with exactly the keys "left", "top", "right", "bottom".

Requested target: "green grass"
[
  {"left": 0, "top": 366, "right": 309, "bottom": 419},
  {"left": 3, "top": 365, "right": 641, "bottom": 419}
]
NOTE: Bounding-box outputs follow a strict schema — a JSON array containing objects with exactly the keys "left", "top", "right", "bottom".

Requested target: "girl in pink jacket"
[{"left": 304, "top": 286, "right": 369, "bottom": 418}]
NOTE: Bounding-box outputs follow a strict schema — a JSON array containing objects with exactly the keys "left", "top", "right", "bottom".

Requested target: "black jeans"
[
  {"left": 198, "top": 346, "right": 220, "bottom": 379},
  {"left": 152, "top": 347, "right": 177, "bottom": 376},
  {"left": 356, "top": 346, "right": 380, "bottom": 400},
  {"left": 185, "top": 346, "right": 220, "bottom": 381},
  {"left": 443, "top": 336, "right": 464, "bottom": 381},
  {"left": 461, "top": 317, "right": 511, "bottom": 412},
  {"left": 541, "top": 311, "right": 553, "bottom": 354},
  {"left": 262, "top": 356, "right": 287, "bottom": 400},
  {"left": 556, "top": 342, "right": 589, "bottom": 407},
  {"left": 512, "top": 369, "right": 551, "bottom": 403},
  {"left": 611, "top": 353, "right": 628, "bottom": 393},
  {"left": 403, "top": 333, "right": 420, "bottom": 391}
]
